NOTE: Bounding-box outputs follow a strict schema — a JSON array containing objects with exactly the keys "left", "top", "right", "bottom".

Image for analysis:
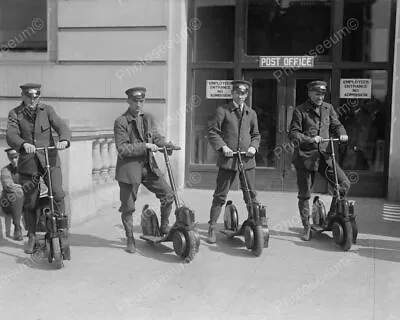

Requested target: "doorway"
[{"left": 244, "top": 70, "right": 332, "bottom": 193}]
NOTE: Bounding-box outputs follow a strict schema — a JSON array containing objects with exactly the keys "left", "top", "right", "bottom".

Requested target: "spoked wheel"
[
  {"left": 332, "top": 219, "right": 353, "bottom": 251},
  {"left": 51, "top": 237, "right": 64, "bottom": 269},
  {"left": 172, "top": 229, "right": 199, "bottom": 263}
]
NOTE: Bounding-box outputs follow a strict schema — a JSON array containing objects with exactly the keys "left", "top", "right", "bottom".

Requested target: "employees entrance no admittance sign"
[
  {"left": 340, "top": 79, "right": 371, "bottom": 99},
  {"left": 206, "top": 80, "right": 233, "bottom": 99}
]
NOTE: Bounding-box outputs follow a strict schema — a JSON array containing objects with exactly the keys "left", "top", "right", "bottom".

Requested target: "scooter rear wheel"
[
  {"left": 332, "top": 219, "right": 353, "bottom": 251},
  {"left": 224, "top": 203, "right": 239, "bottom": 232},
  {"left": 51, "top": 237, "right": 64, "bottom": 269}
]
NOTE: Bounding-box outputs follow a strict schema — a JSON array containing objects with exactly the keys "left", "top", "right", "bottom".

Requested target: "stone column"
[
  {"left": 92, "top": 139, "right": 102, "bottom": 184},
  {"left": 99, "top": 138, "right": 109, "bottom": 183},
  {"left": 108, "top": 138, "right": 117, "bottom": 181}
]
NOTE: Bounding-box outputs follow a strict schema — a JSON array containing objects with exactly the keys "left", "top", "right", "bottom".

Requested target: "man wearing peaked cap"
[
  {"left": 289, "top": 80, "right": 350, "bottom": 241},
  {"left": 6, "top": 83, "right": 71, "bottom": 253},
  {"left": 231, "top": 80, "right": 252, "bottom": 93},
  {"left": 307, "top": 80, "right": 327, "bottom": 93},
  {"left": 206, "top": 79, "right": 261, "bottom": 244},
  {"left": 125, "top": 87, "right": 146, "bottom": 101},
  {"left": 0, "top": 148, "right": 24, "bottom": 240},
  {"left": 113, "top": 86, "right": 180, "bottom": 253}
]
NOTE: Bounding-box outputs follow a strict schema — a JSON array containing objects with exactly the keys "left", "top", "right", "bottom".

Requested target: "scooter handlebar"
[
  {"left": 232, "top": 151, "right": 247, "bottom": 155},
  {"left": 319, "top": 138, "right": 340, "bottom": 143},
  {"left": 35, "top": 146, "right": 58, "bottom": 151},
  {"left": 157, "top": 146, "right": 181, "bottom": 152}
]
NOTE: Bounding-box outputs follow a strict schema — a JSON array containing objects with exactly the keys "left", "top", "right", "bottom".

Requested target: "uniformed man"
[
  {"left": 114, "top": 87, "right": 179, "bottom": 254},
  {"left": 6, "top": 83, "right": 71, "bottom": 253},
  {"left": 289, "top": 80, "right": 350, "bottom": 241},
  {"left": 207, "top": 80, "right": 261, "bottom": 244},
  {"left": 0, "top": 148, "right": 24, "bottom": 240}
]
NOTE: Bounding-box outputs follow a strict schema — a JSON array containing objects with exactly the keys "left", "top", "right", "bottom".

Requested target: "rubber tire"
[
  {"left": 45, "top": 237, "right": 52, "bottom": 263},
  {"left": 251, "top": 225, "right": 264, "bottom": 257},
  {"left": 351, "top": 219, "right": 358, "bottom": 244},
  {"left": 244, "top": 225, "right": 254, "bottom": 250},
  {"left": 52, "top": 237, "right": 64, "bottom": 269},
  {"left": 333, "top": 219, "right": 353, "bottom": 251},
  {"left": 180, "top": 230, "right": 198, "bottom": 263},
  {"left": 224, "top": 204, "right": 239, "bottom": 232}
]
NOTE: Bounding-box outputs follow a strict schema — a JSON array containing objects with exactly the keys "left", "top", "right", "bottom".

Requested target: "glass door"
[
  {"left": 245, "top": 70, "right": 332, "bottom": 193},
  {"left": 244, "top": 71, "right": 287, "bottom": 191}
]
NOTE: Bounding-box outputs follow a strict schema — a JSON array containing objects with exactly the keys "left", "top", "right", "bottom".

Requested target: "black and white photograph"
[{"left": 0, "top": 0, "right": 399, "bottom": 319}]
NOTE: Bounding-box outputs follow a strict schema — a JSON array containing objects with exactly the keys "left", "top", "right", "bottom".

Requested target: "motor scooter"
[
  {"left": 310, "top": 138, "right": 358, "bottom": 251},
  {"left": 220, "top": 151, "right": 270, "bottom": 257},
  {"left": 33, "top": 146, "right": 70, "bottom": 269},
  {"left": 140, "top": 146, "right": 200, "bottom": 262}
]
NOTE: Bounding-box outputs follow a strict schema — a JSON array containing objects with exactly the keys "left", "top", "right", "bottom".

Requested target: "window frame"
[{"left": 0, "top": 0, "right": 57, "bottom": 63}]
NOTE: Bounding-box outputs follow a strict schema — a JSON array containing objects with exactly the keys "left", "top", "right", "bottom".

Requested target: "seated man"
[{"left": 0, "top": 148, "right": 24, "bottom": 241}]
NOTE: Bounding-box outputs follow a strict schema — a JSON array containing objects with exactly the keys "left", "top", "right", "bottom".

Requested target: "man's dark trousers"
[
  {"left": 296, "top": 153, "right": 351, "bottom": 227},
  {"left": 209, "top": 167, "right": 258, "bottom": 226}
]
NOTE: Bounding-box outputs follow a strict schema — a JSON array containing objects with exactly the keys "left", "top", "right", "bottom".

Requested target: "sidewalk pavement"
[{"left": 0, "top": 189, "right": 399, "bottom": 320}]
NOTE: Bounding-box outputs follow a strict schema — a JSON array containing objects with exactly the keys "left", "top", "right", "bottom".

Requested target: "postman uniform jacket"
[
  {"left": 208, "top": 101, "right": 261, "bottom": 171},
  {"left": 114, "top": 110, "right": 170, "bottom": 185},
  {"left": 6, "top": 103, "right": 71, "bottom": 175},
  {"left": 289, "top": 100, "right": 346, "bottom": 171}
]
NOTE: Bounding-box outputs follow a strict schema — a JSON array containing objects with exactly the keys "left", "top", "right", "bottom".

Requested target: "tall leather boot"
[
  {"left": 322, "top": 197, "right": 337, "bottom": 229},
  {"left": 24, "top": 209, "right": 37, "bottom": 253},
  {"left": 160, "top": 201, "right": 173, "bottom": 236},
  {"left": 5, "top": 215, "right": 12, "bottom": 238},
  {"left": 298, "top": 199, "right": 311, "bottom": 241},
  {"left": 207, "top": 205, "right": 223, "bottom": 244},
  {"left": 12, "top": 201, "right": 23, "bottom": 241},
  {"left": 13, "top": 225, "right": 23, "bottom": 241},
  {"left": 121, "top": 212, "right": 136, "bottom": 254},
  {"left": 24, "top": 233, "right": 36, "bottom": 254}
]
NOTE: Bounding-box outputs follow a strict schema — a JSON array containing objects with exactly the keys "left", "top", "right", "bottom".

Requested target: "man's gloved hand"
[
  {"left": 339, "top": 134, "right": 349, "bottom": 143},
  {"left": 165, "top": 142, "right": 180, "bottom": 155},
  {"left": 246, "top": 146, "right": 256, "bottom": 157},
  {"left": 23, "top": 143, "right": 36, "bottom": 154},
  {"left": 145, "top": 143, "right": 159, "bottom": 152},
  {"left": 56, "top": 141, "right": 69, "bottom": 150},
  {"left": 313, "top": 136, "right": 322, "bottom": 143},
  {"left": 221, "top": 145, "right": 233, "bottom": 157}
]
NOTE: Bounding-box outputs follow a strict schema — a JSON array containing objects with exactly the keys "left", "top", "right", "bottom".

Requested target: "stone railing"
[{"left": 92, "top": 135, "right": 117, "bottom": 184}]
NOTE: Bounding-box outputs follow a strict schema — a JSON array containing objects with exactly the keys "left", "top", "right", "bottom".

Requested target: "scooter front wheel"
[
  {"left": 51, "top": 237, "right": 64, "bottom": 269},
  {"left": 251, "top": 225, "right": 264, "bottom": 257},
  {"left": 172, "top": 229, "right": 199, "bottom": 263},
  {"left": 351, "top": 219, "right": 358, "bottom": 244},
  {"left": 332, "top": 219, "right": 353, "bottom": 251}
]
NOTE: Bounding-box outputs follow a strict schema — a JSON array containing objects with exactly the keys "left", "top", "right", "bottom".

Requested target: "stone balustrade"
[{"left": 92, "top": 135, "right": 117, "bottom": 184}]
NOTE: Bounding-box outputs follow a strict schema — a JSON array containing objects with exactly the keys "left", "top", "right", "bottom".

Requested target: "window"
[
  {"left": 342, "top": 0, "right": 392, "bottom": 62},
  {"left": 247, "top": 0, "right": 332, "bottom": 60},
  {"left": 0, "top": 0, "right": 47, "bottom": 57},
  {"left": 338, "top": 70, "right": 388, "bottom": 172},
  {"left": 194, "top": 0, "right": 235, "bottom": 62}
]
